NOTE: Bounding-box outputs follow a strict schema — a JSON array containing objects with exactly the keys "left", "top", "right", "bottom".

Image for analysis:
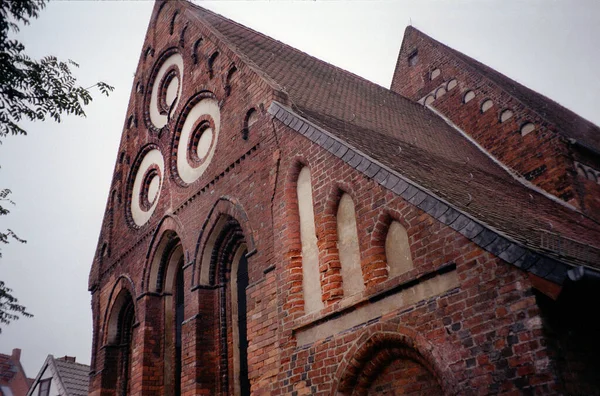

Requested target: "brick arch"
[
  {"left": 142, "top": 214, "right": 187, "bottom": 292},
  {"left": 101, "top": 275, "right": 138, "bottom": 346},
  {"left": 320, "top": 182, "right": 365, "bottom": 303},
  {"left": 282, "top": 156, "right": 312, "bottom": 256},
  {"left": 192, "top": 197, "right": 256, "bottom": 286},
  {"left": 282, "top": 158, "right": 327, "bottom": 314},
  {"left": 333, "top": 324, "right": 456, "bottom": 396},
  {"left": 370, "top": 209, "right": 415, "bottom": 282}
]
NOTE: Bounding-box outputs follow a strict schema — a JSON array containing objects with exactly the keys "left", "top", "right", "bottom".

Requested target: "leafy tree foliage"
[{"left": 0, "top": 0, "right": 113, "bottom": 331}]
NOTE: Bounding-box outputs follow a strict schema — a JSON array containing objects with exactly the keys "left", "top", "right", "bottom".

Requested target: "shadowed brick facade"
[{"left": 88, "top": 2, "right": 600, "bottom": 395}]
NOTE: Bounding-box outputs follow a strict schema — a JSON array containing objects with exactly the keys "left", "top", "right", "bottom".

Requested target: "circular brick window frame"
[
  {"left": 125, "top": 145, "right": 165, "bottom": 229},
  {"left": 188, "top": 117, "right": 215, "bottom": 166},
  {"left": 144, "top": 48, "right": 183, "bottom": 135},
  {"left": 158, "top": 66, "right": 179, "bottom": 115},
  {"left": 139, "top": 165, "right": 161, "bottom": 211},
  {"left": 170, "top": 92, "right": 220, "bottom": 187}
]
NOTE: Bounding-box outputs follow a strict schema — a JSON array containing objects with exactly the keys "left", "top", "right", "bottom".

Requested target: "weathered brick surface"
[
  {"left": 89, "top": 2, "right": 599, "bottom": 395},
  {"left": 391, "top": 26, "right": 600, "bottom": 220}
]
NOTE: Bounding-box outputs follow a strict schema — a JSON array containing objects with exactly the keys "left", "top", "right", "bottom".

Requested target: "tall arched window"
[
  {"left": 207, "top": 215, "right": 250, "bottom": 394},
  {"left": 159, "top": 244, "right": 184, "bottom": 396},
  {"left": 105, "top": 290, "right": 135, "bottom": 396},
  {"left": 297, "top": 167, "right": 323, "bottom": 313},
  {"left": 148, "top": 231, "right": 185, "bottom": 396},
  {"left": 336, "top": 194, "right": 364, "bottom": 297},
  {"left": 231, "top": 245, "right": 250, "bottom": 395}
]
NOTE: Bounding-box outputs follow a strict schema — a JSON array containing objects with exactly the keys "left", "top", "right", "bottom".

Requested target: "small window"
[
  {"left": 38, "top": 378, "right": 51, "bottom": 396},
  {"left": 500, "top": 109, "right": 513, "bottom": 123},
  {"left": 447, "top": 79, "right": 458, "bottom": 90},
  {"left": 408, "top": 50, "right": 419, "bottom": 67},
  {"left": 424, "top": 95, "right": 435, "bottom": 106},
  {"left": 463, "top": 90, "right": 475, "bottom": 104},
  {"left": 435, "top": 87, "right": 446, "bottom": 99},
  {"left": 520, "top": 122, "right": 535, "bottom": 136},
  {"left": 430, "top": 68, "right": 441, "bottom": 80},
  {"left": 481, "top": 99, "right": 493, "bottom": 113}
]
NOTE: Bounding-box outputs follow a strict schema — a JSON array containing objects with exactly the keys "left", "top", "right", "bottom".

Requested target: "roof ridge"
[{"left": 54, "top": 359, "right": 90, "bottom": 369}]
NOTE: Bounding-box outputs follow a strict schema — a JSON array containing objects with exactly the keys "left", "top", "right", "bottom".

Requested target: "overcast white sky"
[{"left": 0, "top": 0, "right": 598, "bottom": 377}]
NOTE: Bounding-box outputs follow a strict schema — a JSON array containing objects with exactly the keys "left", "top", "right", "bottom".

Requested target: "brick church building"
[{"left": 88, "top": 1, "right": 600, "bottom": 394}]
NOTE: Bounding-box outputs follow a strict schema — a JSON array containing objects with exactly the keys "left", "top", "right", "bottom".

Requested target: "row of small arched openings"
[
  {"left": 576, "top": 162, "right": 600, "bottom": 184},
  {"left": 295, "top": 165, "right": 414, "bottom": 314},
  {"left": 426, "top": 68, "right": 537, "bottom": 137}
]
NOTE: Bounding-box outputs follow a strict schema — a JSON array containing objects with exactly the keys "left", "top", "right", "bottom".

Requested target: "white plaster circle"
[
  {"left": 131, "top": 149, "right": 165, "bottom": 226},
  {"left": 147, "top": 174, "right": 160, "bottom": 204},
  {"left": 176, "top": 98, "right": 220, "bottom": 184},
  {"left": 149, "top": 53, "right": 184, "bottom": 129},
  {"left": 165, "top": 76, "right": 179, "bottom": 109},
  {"left": 196, "top": 127, "right": 213, "bottom": 160}
]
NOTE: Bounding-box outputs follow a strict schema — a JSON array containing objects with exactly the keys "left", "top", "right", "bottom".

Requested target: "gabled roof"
[
  {"left": 404, "top": 26, "right": 600, "bottom": 153},
  {"left": 27, "top": 356, "right": 89, "bottom": 396},
  {"left": 171, "top": 3, "right": 600, "bottom": 277},
  {"left": 181, "top": 3, "right": 600, "bottom": 273}
]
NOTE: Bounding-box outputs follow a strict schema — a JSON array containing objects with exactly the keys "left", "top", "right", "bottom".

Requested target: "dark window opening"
[
  {"left": 118, "top": 299, "right": 135, "bottom": 396},
  {"left": 38, "top": 378, "right": 51, "bottom": 396},
  {"left": 237, "top": 254, "right": 250, "bottom": 396},
  {"left": 174, "top": 263, "right": 185, "bottom": 396}
]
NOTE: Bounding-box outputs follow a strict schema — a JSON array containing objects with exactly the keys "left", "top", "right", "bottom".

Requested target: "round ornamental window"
[
  {"left": 189, "top": 121, "right": 214, "bottom": 164},
  {"left": 148, "top": 52, "right": 184, "bottom": 130},
  {"left": 130, "top": 148, "right": 165, "bottom": 227},
  {"left": 174, "top": 97, "right": 221, "bottom": 185}
]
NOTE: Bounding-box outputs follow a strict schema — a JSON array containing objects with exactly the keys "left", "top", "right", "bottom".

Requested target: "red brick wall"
[
  {"left": 390, "top": 27, "right": 597, "bottom": 218},
  {"left": 89, "top": 2, "right": 597, "bottom": 396},
  {"left": 369, "top": 358, "right": 442, "bottom": 395}
]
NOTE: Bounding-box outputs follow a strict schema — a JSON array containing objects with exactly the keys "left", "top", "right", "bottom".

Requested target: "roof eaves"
[{"left": 269, "top": 101, "right": 583, "bottom": 286}]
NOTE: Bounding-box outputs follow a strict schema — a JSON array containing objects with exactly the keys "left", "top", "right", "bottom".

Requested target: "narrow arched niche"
[
  {"left": 521, "top": 122, "right": 535, "bottom": 136},
  {"left": 500, "top": 109, "right": 513, "bottom": 123},
  {"left": 463, "top": 90, "right": 475, "bottom": 104},
  {"left": 225, "top": 65, "right": 237, "bottom": 97},
  {"left": 208, "top": 51, "right": 219, "bottom": 79},
  {"left": 447, "top": 79, "right": 458, "bottom": 90},
  {"left": 192, "top": 38, "right": 203, "bottom": 64},
  {"left": 430, "top": 68, "right": 441, "bottom": 80},
  {"left": 336, "top": 194, "right": 365, "bottom": 297},
  {"left": 481, "top": 99, "right": 493, "bottom": 113},
  {"left": 297, "top": 167, "right": 324, "bottom": 313},
  {"left": 435, "top": 87, "right": 446, "bottom": 99},
  {"left": 424, "top": 95, "right": 435, "bottom": 106},
  {"left": 385, "top": 221, "right": 413, "bottom": 278},
  {"left": 242, "top": 108, "right": 258, "bottom": 140}
]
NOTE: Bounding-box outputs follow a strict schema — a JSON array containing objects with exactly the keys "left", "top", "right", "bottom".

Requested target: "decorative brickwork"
[{"left": 89, "top": 2, "right": 600, "bottom": 395}]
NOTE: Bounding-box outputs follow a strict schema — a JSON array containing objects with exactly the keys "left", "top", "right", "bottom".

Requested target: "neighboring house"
[
  {"left": 88, "top": 1, "right": 600, "bottom": 395},
  {"left": 0, "top": 349, "right": 32, "bottom": 396},
  {"left": 27, "top": 356, "right": 89, "bottom": 396}
]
